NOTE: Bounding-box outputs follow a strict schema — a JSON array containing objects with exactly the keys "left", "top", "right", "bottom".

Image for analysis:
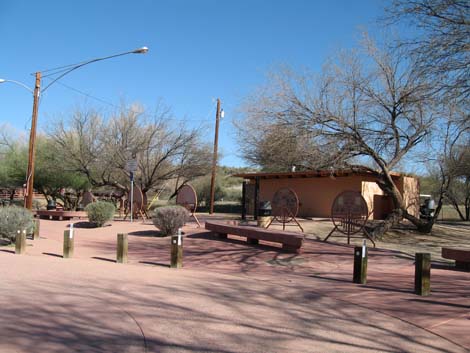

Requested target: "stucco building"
[{"left": 235, "top": 168, "right": 420, "bottom": 220}]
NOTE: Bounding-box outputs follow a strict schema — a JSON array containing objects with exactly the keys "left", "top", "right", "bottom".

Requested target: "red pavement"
[{"left": 0, "top": 217, "right": 468, "bottom": 353}]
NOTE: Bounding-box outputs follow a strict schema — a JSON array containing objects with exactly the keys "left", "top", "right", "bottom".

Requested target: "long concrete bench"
[
  {"left": 205, "top": 220, "right": 304, "bottom": 253},
  {"left": 442, "top": 248, "right": 470, "bottom": 270},
  {"left": 35, "top": 210, "right": 87, "bottom": 221}
]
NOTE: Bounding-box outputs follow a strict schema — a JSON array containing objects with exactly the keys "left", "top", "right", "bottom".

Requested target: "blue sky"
[{"left": 0, "top": 0, "right": 385, "bottom": 167}]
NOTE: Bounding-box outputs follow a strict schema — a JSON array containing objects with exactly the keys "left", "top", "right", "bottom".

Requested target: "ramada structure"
[{"left": 234, "top": 168, "right": 420, "bottom": 220}]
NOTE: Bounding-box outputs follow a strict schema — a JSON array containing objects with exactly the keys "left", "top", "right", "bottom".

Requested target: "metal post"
[
  {"left": 130, "top": 172, "right": 134, "bottom": 223},
  {"left": 209, "top": 98, "right": 221, "bottom": 214},
  {"left": 25, "top": 72, "right": 41, "bottom": 210}
]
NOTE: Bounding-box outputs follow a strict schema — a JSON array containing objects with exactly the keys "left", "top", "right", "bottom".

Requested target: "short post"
[
  {"left": 415, "top": 253, "right": 431, "bottom": 296},
  {"left": 33, "top": 219, "right": 40, "bottom": 240},
  {"left": 353, "top": 240, "right": 368, "bottom": 284},
  {"left": 15, "top": 230, "right": 27, "bottom": 255},
  {"left": 170, "top": 228, "right": 183, "bottom": 268},
  {"left": 63, "top": 229, "right": 74, "bottom": 258},
  {"left": 116, "top": 233, "right": 128, "bottom": 264}
]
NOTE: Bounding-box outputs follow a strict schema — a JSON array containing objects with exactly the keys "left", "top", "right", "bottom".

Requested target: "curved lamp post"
[{"left": 0, "top": 46, "right": 148, "bottom": 209}]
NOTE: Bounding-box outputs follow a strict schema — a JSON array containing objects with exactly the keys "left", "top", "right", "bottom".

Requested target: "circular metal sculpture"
[
  {"left": 123, "top": 185, "right": 147, "bottom": 220},
  {"left": 176, "top": 184, "right": 201, "bottom": 227},
  {"left": 267, "top": 187, "right": 303, "bottom": 231},
  {"left": 271, "top": 187, "right": 299, "bottom": 223},
  {"left": 82, "top": 191, "right": 94, "bottom": 207},
  {"left": 176, "top": 184, "right": 198, "bottom": 212},
  {"left": 330, "top": 191, "right": 369, "bottom": 235}
]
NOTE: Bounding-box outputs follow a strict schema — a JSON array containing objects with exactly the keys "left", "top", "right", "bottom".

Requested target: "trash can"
[
  {"left": 257, "top": 201, "right": 272, "bottom": 228},
  {"left": 46, "top": 199, "right": 56, "bottom": 210}
]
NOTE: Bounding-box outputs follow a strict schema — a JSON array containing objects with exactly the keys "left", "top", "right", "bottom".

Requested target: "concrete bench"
[
  {"left": 35, "top": 210, "right": 87, "bottom": 221},
  {"left": 205, "top": 220, "right": 304, "bottom": 253},
  {"left": 442, "top": 248, "right": 470, "bottom": 270}
]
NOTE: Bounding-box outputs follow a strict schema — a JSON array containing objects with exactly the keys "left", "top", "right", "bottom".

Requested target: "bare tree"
[
  {"left": 49, "top": 103, "right": 211, "bottom": 197},
  {"left": 240, "top": 38, "right": 439, "bottom": 235},
  {"left": 236, "top": 69, "right": 350, "bottom": 172},
  {"left": 387, "top": 0, "right": 470, "bottom": 100}
]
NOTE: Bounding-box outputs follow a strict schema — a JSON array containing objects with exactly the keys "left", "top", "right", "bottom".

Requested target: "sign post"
[{"left": 126, "top": 159, "right": 138, "bottom": 223}]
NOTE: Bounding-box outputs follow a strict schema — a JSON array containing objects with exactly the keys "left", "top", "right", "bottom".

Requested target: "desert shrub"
[
  {"left": 85, "top": 201, "right": 115, "bottom": 227},
  {"left": 152, "top": 205, "right": 189, "bottom": 236},
  {"left": 0, "top": 206, "right": 34, "bottom": 243}
]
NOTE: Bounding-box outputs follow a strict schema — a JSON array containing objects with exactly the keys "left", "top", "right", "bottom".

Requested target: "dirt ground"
[{"left": 256, "top": 216, "right": 470, "bottom": 263}]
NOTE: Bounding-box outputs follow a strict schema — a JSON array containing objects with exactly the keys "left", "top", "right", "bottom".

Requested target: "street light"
[{"left": 0, "top": 46, "right": 148, "bottom": 210}]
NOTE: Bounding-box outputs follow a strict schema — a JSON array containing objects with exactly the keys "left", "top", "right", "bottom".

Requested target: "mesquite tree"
[
  {"left": 49, "top": 103, "right": 211, "bottom": 196},
  {"left": 240, "top": 38, "right": 438, "bottom": 235}
]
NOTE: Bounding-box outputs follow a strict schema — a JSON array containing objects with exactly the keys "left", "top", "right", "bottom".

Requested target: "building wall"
[
  {"left": 259, "top": 176, "right": 367, "bottom": 218},
  {"left": 254, "top": 174, "right": 419, "bottom": 220}
]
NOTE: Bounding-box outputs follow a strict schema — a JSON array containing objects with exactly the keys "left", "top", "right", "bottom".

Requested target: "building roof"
[{"left": 233, "top": 167, "right": 405, "bottom": 180}]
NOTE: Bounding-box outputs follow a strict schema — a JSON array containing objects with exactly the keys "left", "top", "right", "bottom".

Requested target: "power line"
[{"left": 43, "top": 78, "right": 214, "bottom": 123}]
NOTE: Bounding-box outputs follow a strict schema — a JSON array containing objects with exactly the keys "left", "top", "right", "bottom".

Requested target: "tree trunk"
[{"left": 369, "top": 209, "right": 403, "bottom": 238}]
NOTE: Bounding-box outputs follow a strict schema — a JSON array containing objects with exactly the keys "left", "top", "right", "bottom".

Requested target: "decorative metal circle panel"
[
  {"left": 331, "top": 191, "right": 369, "bottom": 235},
  {"left": 271, "top": 188, "right": 299, "bottom": 223},
  {"left": 82, "top": 191, "right": 94, "bottom": 206},
  {"left": 128, "top": 186, "right": 144, "bottom": 211},
  {"left": 176, "top": 184, "right": 198, "bottom": 212}
]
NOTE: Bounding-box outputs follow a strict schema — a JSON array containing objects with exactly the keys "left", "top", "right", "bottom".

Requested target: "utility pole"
[
  {"left": 24, "top": 72, "right": 41, "bottom": 210},
  {"left": 209, "top": 98, "right": 221, "bottom": 214}
]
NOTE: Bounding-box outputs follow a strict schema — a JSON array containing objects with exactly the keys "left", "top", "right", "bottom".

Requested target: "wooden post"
[
  {"left": 15, "top": 230, "right": 27, "bottom": 255},
  {"left": 353, "top": 243, "right": 368, "bottom": 284},
  {"left": 33, "top": 219, "right": 40, "bottom": 240},
  {"left": 24, "top": 72, "right": 41, "bottom": 210},
  {"left": 170, "top": 229, "right": 183, "bottom": 268},
  {"left": 241, "top": 181, "right": 246, "bottom": 221},
  {"left": 63, "top": 229, "right": 74, "bottom": 258},
  {"left": 209, "top": 98, "right": 221, "bottom": 215},
  {"left": 415, "top": 253, "right": 431, "bottom": 296},
  {"left": 116, "top": 233, "right": 128, "bottom": 264}
]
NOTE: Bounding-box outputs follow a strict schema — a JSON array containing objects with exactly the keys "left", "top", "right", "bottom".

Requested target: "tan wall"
[
  {"left": 259, "top": 176, "right": 371, "bottom": 218},
  {"left": 402, "top": 176, "right": 420, "bottom": 218},
  {"left": 255, "top": 174, "right": 419, "bottom": 219}
]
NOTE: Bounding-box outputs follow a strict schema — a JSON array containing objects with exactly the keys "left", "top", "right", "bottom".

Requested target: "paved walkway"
[{"left": 0, "top": 217, "right": 468, "bottom": 352}]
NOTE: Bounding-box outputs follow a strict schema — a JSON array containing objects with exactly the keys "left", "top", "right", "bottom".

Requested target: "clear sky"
[{"left": 0, "top": 0, "right": 385, "bottom": 167}]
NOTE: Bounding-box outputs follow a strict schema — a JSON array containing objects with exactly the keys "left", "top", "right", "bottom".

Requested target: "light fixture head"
[
  {"left": 0, "top": 79, "right": 5, "bottom": 83},
  {"left": 220, "top": 109, "right": 225, "bottom": 118},
  {"left": 133, "top": 46, "right": 149, "bottom": 54}
]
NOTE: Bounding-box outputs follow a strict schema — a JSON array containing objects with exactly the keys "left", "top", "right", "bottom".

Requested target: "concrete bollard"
[
  {"left": 63, "top": 229, "right": 74, "bottom": 258},
  {"left": 116, "top": 233, "right": 128, "bottom": 264},
  {"left": 15, "top": 230, "right": 27, "bottom": 255},
  {"left": 33, "top": 219, "right": 40, "bottom": 240},
  {"left": 415, "top": 253, "right": 431, "bottom": 296},
  {"left": 353, "top": 240, "right": 368, "bottom": 284},
  {"left": 170, "top": 228, "right": 183, "bottom": 268}
]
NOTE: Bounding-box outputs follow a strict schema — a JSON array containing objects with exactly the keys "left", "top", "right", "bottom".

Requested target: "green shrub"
[
  {"left": 152, "top": 205, "right": 188, "bottom": 236},
  {"left": 0, "top": 206, "right": 34, "bottom": 243},
  {"left": 85, "top": 201, "right": 115, "bottom": 227}
]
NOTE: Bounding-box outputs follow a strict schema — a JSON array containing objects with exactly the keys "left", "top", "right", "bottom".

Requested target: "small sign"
[
  {"left": 177, "top": 228, "right": 182, "bottom": 246},
  {"left": 126, "top": 159, "right": 138, "bottom": 172}
]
